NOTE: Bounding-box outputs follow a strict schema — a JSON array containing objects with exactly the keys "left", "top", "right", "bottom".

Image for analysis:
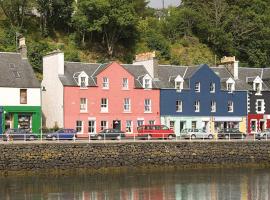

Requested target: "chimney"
[
  {"left": 133, "top": 52, "right": 158, "bottom": 78},
  {"left": 19, "top": 37, "right": 27, "bottom": 59},
  {"left": 220, "top": 56, "right": 239, "bottom": 80},
  {"left": 43, "top": 50, "right": 65, "bottom": 77}
]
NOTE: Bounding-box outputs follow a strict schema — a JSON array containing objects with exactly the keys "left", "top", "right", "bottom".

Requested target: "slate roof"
[
  {"left": 0, "top": 52, "right": 40, "bottom": 88},
  {"left": 59, "top": 62, "right": 157, "bottom": 89}
]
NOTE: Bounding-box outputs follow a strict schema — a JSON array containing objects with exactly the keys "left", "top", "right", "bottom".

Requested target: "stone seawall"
[{"left": 0, "top": 141, "right": 270, "bottom": 171}]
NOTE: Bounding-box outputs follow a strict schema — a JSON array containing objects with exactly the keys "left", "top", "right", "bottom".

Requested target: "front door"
[
  {"left": 260, "top": 121, "right": 265, "bottom": 132},
  {"left": 113, "top": 120, "right": 121, "bottom": 131}
]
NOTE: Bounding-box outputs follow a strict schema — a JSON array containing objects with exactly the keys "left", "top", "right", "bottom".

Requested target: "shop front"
[
  {"left": 248, "top": 114, "right": 270, "bottom": 134},
  {"left": 2, "top": 106, "right": 41, "bottom": 135},
  {"left": 212, "top": 117, "right": 246, "bottom": 133}
]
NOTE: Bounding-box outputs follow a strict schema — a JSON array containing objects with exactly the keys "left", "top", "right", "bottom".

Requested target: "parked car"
[
  {"left": 137, "top": 125, "right": 176, "bottom": 139},
  {"left": 3, "top": 129, "right": 37, "bottom": 141},
  {"left": 255, "top": 129, "right": 270, "bottom": 140},
  {"left": 90, "top": 129, "right": 126, "bottom": 140},
  {"left": 218, "top": 129, "right": 246, "bottom": 139},
  {"left": 181, "top": 129, "right": 214, "bottom": 140},
  {"left": 44, "top": 129, "right": 77, "bottom": 140}
]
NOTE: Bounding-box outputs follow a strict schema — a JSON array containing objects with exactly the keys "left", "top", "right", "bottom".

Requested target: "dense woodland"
[{"left": 0, "top": 0, "right": 269, "bottom": 77}]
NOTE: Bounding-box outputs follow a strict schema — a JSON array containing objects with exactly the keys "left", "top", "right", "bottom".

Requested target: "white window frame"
[
  {"left": 143, "top": 74, "right": 152, "bottom": 89},
  {"left": 226, "top": 78, "right": 235, "bottom": 93},
  {"left": 76, "top": 120, "right": 83, "bottom": 134},
  {"left": 88, "top": 120, "right": 96, "bottom": 133},
  {"left": 149, "top": 120, "right": 155, "bottom": 125},
  {"left": 102, "top": 77, "right": 109, "bottom": 89},
  {"left": 211, "top": 101, "right": 216, "bottom": 113},
  {"left": 101, "top": 98, "right": 108, "bottom": 112},
  {"left": 251, "top": 120, "right": 257, "bottom": 132},
  {"left": 123, "top": 98, "right": 131, "bottom": 112},
  {"left": 137, "top": 120, "right": 144, "bottom": 127},
  {"left": 100, "top": 121, "right": 108, "bottom": 131},
  {"left": 195, "top": 82, "right": 200, "bottom": 93},
  {"left": 253, "top": 76, "right": 263, "bottom": 95},
  {"left": 256, "top": 99, "right": 265, "bottom": 114},
  {"left": 210, "top": 82, "right": 215, "bottom": 93},
  {"left": 78, "top": 72, "right": 89, "bottom": 88},
  {"left": 228, "top": 101, "right": 234, "bottom": 112},
  {"left": 176, "top": 100, "right": 182, "bottom": 112},
  {"left": 175, "top": 75, "right": 184, "bottom": 91},
  {"left": 80, "top": 98, "right": 87, "bottom": 113},
  {"left": 122, "top": 78, "right": 129, "bottom": 89},
  {"left": 144, "top": 99, "right": 152, "bottom": 113},
  {"left": 126, "top": 120, "right": 133, "bottom": 133},
  {"left": 194, "top": 101, "right": 200, "bottom": 112}
]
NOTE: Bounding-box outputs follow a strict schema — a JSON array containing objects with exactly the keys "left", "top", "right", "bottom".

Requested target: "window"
[
  {"left": 126, "top": 120, "right": 132, "bottom": 133},
  {"left": 101, "top": 98, "right": 108, "bottom": 112},
  {"left": 192, "top": 121, "right": 197, "bottom": 129},
  {"left": 175, "top": 81, "right": 181, "bottom": 90},
  {"left": 149, "top": 120, "right": 155, "bottom": 125},
  {"left": 122, "top": 78, "right": 129, "bottom": 89},
  {"left": 137, "top": 120, "right": 144, "bottom": 127},
  {"left": 144, "top": 99, "right": 152, "bottom": 112},
  {"left": 176, "top": 100, "right": 182, "bottom": 112},
  {"left": 144, "top": 79, "right": 151, "bottom": 89},
  {"left": 123, "top": 98, "right": 131, "bottom": 112},
  {"left": 100, "top": 121, "right": 108, "bottom": 131},
  {"left": 76, "top": 121, "right": 83, "bottom": 133},
  {"left": 210, "top": 83, "right": 215, "bottom": 93},
  {"left": 228, "top": 101, "right": 233, "bottom": 112},
  {"left": 195, "top": 82, "right": 200, "bottom": 92},
  {"left": 227, "top": 83, "right": 233, "bottom": 92},
  {"left": 88, "top": 120, "right": 96, "bottom": 133},
  {"left": 80, "top": 98, "right": 87, "bottom": 112},
  {"left": 251, "top": 120, "right": 257, "bottom": 132},
  {"left": 211, "top": 101, "right": 216, "bottom": 112},
  {"left": 169, "top": 121, "right": 175, "bottom": 131},
  {"left": 256, "top": 99, "right": 265, "bottom": 113},
  {"left": 194, "top": 101, "right": 200, "bottom": 112},
  {"left": 20, "top": 89, "right": 27, "bottom": 104},
  {"left": 254, "top": 83, "right": 262, "bottom": 94},
  {"left": 102, "top": 77, "right": 109, "bottom": 89},
  {"left": 80, "top": 77, "right": 87, "bottom": 88}
]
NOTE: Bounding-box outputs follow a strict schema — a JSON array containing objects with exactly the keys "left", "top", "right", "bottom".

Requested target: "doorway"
[
  {"left": 180, "top": 121, "right": 186, "bottom": 133},
  {"left": 113, "top": 120, "right": 121, "bottom": 130},
  {"left": 259, "top": 121, "right": 265, "bottom": 132}
]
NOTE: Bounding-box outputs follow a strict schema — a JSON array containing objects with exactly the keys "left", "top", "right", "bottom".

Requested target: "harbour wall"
[{"left": 0, "top": 141, "right": 269, "bottom": 171}]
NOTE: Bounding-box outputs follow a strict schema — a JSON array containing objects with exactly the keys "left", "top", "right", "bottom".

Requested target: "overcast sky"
[{"left": 148, "top": 0, "right": 181, "bottom": 8}]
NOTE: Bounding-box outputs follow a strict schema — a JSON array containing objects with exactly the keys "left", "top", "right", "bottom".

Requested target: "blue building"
[{"left": 157, "top": 64, "right": 248, "bottom": 136}]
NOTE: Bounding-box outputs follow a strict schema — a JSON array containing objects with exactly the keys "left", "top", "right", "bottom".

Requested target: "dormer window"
[
  {"left": 210, "top": 82, "right": 215, "bottom": 93},
  {"left": 226, "top": 78, "right": 235, "bottom": 93},
  {"left": 175, "top": 75, "right": 184, "bottom": 91},
  {"left": 195, "top": 82, "right": 200, "bottom": 92},
  {"left": 143, "top": 74, "right": 152, "bottom": 89},
  {"left": 78, "top": 71, "right": 89, "bottom": 88},
  {"left": 102, "top": 77, "right": 109, "bottom": 89},
  {"left": 253, "top": 76, "right": 262, "bottom": 95}
]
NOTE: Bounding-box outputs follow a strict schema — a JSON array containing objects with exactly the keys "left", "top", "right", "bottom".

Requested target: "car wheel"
[
  {"left": 208, "top": 134, "right": 213, "bottom": 140},
  {"left": 147, "top": 134, "right": 152, "bottom": 140},
  {"left": 168, "top": 134, "right": 174, "bottom": 140},
  {"left": 52, "top": 136, "right": 57, "bottom": 141},
  {"left": 97, "top": 135, "right": 102, "bottom": 140},
  {"left": 225, "top": 135, "right": 230, "bottom": 140},
  {"left": 191, "top": 135, "right": 196, "bottom": 140},
  {"left": 29, "top": 136, "right": 35, "bottom": 141}
]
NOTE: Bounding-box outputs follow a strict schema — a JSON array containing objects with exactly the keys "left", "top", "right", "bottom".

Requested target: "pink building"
[{"left": 42, "top": 51, "right": 160, "bottom": 137}]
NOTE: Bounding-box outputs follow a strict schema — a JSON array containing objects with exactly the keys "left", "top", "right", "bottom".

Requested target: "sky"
[{"left": 148, "top": 0, "right": 181, "bottom": 8}]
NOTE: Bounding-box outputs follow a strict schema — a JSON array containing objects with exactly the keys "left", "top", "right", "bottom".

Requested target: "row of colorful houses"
[{"left": 1, "top": 39, "right": 270, "bottom": 137}]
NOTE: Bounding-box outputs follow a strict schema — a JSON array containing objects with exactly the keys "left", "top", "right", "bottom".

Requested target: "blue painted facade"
[{"left": 160, "top": 65, "right": 247, "bottom": 117}]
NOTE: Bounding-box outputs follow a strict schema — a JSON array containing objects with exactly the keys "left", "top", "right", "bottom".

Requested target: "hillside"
[{"left": 0, "top": 0, "right": 269, "bottom": 79}]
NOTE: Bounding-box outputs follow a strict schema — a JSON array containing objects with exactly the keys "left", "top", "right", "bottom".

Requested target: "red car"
[{"left": 137, "top": 125, "right": 176, "bottom": 139}]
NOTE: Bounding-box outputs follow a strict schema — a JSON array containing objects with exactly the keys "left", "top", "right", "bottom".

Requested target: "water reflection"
[{"left": 0, "top": 168, "right": 270, "bottom": 200}]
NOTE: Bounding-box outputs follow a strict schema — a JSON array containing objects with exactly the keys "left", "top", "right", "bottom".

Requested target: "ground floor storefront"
[
  {"left": 248, "top": 114, "right": 270, "bottom": 134},
  {"left": 64, "top": 115, "right": 161, "bottom": 138},
  {"left": 0, "top": 106, "right": 41, "bottom": 135},
  {"left": 161, "top": 116, "right": 246, "bottom": 136}
]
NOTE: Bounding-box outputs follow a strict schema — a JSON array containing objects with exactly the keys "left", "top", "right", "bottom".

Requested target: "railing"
[{"left": 0, "top": 132, "right": 268, "bottom": 143}]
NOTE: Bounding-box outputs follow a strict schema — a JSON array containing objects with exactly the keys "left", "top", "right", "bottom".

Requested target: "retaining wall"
[{"left": 0, "top": 141, "right": 269, "bottom": 171}]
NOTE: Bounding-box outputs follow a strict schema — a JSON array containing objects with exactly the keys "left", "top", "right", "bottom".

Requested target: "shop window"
[
  {"left": 20, "top": 89, "right": 27, "bottom": 104},
  {"left": 18, "top": 114, "right": 32, "bottom": 130},
  {"left": 192, "top": 121, "right": 197, "bottom": 129},
  {"left": 251, "top": 120, "right": 257, "bottom": 132},
  {"left": 170, "top": 121, "right": 175, "bottom": 131},
  {"left": 149, "top": 120, "right": 155, "bottom": 125}
]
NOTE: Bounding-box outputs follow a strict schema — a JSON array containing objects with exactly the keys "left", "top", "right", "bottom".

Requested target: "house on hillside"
[
  {"left": 0, "top": 38, "right": 41, "bottom": 135},
  {"left": 41, "top": 51, "right": 160, "bottom": 137}
]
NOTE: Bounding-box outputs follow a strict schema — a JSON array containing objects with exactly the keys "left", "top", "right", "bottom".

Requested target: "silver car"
[{"left": 181, "top": 129, "right": 214, "bottom": 140}]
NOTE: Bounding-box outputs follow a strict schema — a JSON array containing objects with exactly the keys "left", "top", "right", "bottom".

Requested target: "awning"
[{"left": 213, "top": 117, "right": 243, "bottom": 122}]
